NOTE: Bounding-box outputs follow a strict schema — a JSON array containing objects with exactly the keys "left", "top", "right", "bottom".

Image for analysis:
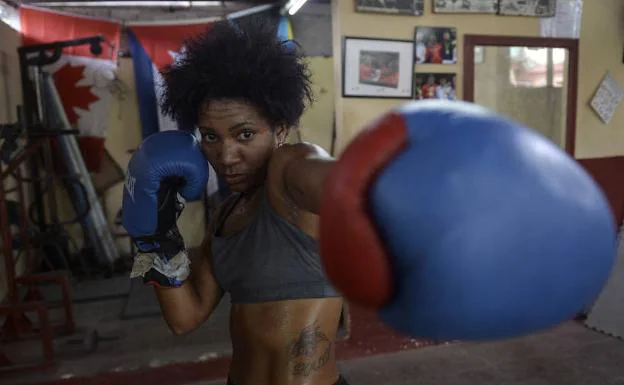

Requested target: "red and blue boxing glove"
[
  {"left": 122, "top": 130, "right": 208, "bottom": 288},
  {"left": 120, "top": 100, "right": 617, "bottom": 342},
  {"left": 320, "top": 100, "right": 617, "bottom": 341}
]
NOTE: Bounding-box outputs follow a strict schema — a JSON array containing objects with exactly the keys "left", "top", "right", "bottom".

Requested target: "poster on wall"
[
  {"left": 433, "top": 0, "right": 498, "bottom": 14},
  {"left": 343, "top": 37, "right": 414, "bottom": 99},
  {"left": 414, "top": 73, "right": 457, "bottom": 100},
  {"left": 414, "top": 26, "right": 457, "bottom": 64},
  {"left": 498, "top": 0, "right": 556, "bottom": 17},
  {"left": 590, "top": 72, "right": 624, "bottom": 125},
  {"left": 354, "top": 0, "right": 425, "bottom": 15}
]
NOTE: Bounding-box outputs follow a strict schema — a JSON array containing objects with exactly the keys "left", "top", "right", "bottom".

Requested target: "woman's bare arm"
[
  {"left": 154, "top": 206, "right": 225, "bottom": 335},
  {"left": 154, "top": 236, "right": 223, "bottom": 335}
]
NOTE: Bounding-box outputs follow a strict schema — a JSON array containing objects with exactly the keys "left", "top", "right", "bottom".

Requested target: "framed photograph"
[
  {"left": 433, "top": 0, "right": 498, "bottom": 14},
  {"left": 498, "top": 0, "right": 556, "bottom": 17},
  {"left": 414, "top": 26, "right": 457, "bottom": 64},
  {"left": 343, "top": 37, "right": 414, "bottom": 99},
  {"left": 414, "top": 73, "right": 457, "bottom": 100},
  {"left": 355, "top": 0, "right": 424, "bottom": 15}
]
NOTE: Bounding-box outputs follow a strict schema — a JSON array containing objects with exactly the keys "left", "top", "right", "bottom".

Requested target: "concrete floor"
[
  {"left": 6, "top": 319, "right": 624, "bottom": 385},
  {"left": 1, "top": 295, "right": 234, "bottom": 384},
  {"left": 2, "top": 274, "right": 624, "bottom": 385},
  {"left": 194, "top": 322, "right": 624, "bottom": 385}
]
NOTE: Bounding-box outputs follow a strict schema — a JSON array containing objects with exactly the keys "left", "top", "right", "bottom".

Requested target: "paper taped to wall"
[{"left": 590, "top": 72, "right": 624, "bottom": 125}]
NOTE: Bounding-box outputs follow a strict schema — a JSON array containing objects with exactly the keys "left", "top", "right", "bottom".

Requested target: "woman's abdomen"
[{"left": 228, "top": 298, "right": 343, "bottom": 385}]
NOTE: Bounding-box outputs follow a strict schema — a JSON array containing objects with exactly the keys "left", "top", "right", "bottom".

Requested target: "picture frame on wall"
[
  {"left": 414, "top": 72, "right": 457, "bottom": 100},
  {"left": 433, "top": 0, "right": 498, "bottom": 14},
  {"left": 342, "top": 37, "right": 415, "bottom": 99},
  {"left": 354, "top": 0, "right": 425, "bottom": 15},
  {"left": 498, "top": 0, "right": 556, "bottom": 17},
  {"left": 415, "top": 26, "right": 457, "bottom": 64}
]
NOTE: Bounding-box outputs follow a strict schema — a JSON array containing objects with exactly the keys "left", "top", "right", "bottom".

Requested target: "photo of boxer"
[
  {"left": 433, "top": 0, "right": 499, "bottom": 13},
  {"left": 359, "top": 50, "right": 400, "bottom": 88},
  {"left": 414, "top": 26, "right": 457, "bottom": 64},
  {"left": 498, "top": 0, "right": 556, "bottom": 16},
  {"left": 414, "top": 73, "right": 457, "bottom": 100},
  {"left": 355, "top": 0, "right": 425, "bottom": 15}
]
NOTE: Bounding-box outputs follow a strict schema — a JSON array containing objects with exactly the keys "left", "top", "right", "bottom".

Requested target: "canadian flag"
[{"left": 19, "top": 5, "right": 122, "bottom": 172}]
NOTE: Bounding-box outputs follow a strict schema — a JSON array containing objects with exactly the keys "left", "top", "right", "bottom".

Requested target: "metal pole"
[
  {"left": 0, "top": 170, "right": 17, "bottom": 304},
  {"left": 43, "top": 74, "right": 120, "bottom": 266},
  {"left": 18, "top": 53, "right": 47, "bottom": 233}
]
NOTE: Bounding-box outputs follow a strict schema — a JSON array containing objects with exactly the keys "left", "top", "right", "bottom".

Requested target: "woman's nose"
[{"left": 220, "top": 140, "right": 241, "bottom": 167}]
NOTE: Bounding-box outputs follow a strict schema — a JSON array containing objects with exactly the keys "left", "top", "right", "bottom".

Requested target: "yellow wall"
[
  {"left": 332, "top": 0, "right": 624, "bottom": 159},
  {"left": 0, "top": 21, "right": 26, "bottom": 302},
  {"left": 0, "top": 22, "right": 21, "bottom": 128},
  {"left": 289, "top": 56, "right": 336, "bottom": 153},
  {"left": 299, "top": 56, "right": 335, "bottom": 153},
  {"left": 575, "top": 0, "right": 624, "bottom": 158}
]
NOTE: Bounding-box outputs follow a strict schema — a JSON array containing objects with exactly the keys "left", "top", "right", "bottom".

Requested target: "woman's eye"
[
  {"left": 238, "top": 131, "right": 255, "bottom": 141},
  {"left": 202, "top": 133, "right": 218, "bottom": 143}
]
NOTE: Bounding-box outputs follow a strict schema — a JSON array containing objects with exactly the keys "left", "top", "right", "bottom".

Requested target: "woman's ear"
[{"left": 275, "top": 126, "right": 290, "bottom": 147}]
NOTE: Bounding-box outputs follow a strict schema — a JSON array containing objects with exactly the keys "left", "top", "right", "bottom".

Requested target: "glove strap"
[
  {"left": 130, "top": 249, "right": 191, "bottom": 288},
  {"left": 133, "top": 229, "right": 185, "bottom": 258}
]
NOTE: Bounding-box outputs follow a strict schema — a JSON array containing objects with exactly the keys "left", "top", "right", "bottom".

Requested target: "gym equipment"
[
  {"left": 320, "top": 100, "right": 617, "bottom": 341},
  {"left": 0, "top": 35, "right": 113, "bottom": 374},
  {"left": 0, "top": 129, "right": 76, "bottom": 374},
  {"left": 42, "top": 72, "right": 120, "bottom": 267},
  {"left": 16, "top": 34, "right": 118, "bottom": 270}
]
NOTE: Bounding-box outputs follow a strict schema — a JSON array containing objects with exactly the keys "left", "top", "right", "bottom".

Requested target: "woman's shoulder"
[
  {"left": 268, "top": 142, "right": 330, "bottom": 175},
  {"left": 266, "top": 141, "right": 331, "bottom": 196}
]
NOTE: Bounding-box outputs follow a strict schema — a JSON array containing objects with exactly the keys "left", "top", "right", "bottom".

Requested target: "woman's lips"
[{"left": 224, "top": 174, "right": 245, "bottom": 185}]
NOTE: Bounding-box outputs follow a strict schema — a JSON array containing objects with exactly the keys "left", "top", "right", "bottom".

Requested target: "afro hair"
[{"left": 160, "top": 17, "right": 314, "bottom": 130}]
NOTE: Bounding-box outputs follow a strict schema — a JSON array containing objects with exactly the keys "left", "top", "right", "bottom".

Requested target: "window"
[{"left": 508, "top": 47, "right": 567, "bottom": 88}]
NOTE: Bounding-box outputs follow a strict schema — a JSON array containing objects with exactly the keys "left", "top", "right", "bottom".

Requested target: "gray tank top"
[{"left": 211, "top": 190, "right": 341, "bottom": 304}]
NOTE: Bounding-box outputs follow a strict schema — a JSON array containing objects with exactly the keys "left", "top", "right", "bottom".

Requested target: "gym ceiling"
[{"left": 4, "top": 0, "right": 329, "bottom": 21}]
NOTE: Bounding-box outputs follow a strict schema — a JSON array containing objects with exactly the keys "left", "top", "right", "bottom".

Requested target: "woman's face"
[{"left": 197, "top": 99, "right": 287, "bottom": 193}]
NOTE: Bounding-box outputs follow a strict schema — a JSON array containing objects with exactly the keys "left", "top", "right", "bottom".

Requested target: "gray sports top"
[{"left": 211, "top": 190, "right": 341, "bottom": 304}]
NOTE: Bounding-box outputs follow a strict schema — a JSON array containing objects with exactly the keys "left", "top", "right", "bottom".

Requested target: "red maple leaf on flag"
[{"left": 52, "top": 63, "right": 100, "bottom": 126}]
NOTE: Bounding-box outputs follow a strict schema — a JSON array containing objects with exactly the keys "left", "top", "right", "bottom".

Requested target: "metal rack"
[
  {"left": 0, "top": 128, "right": 78, "bottom": 373},
  {"left": 0, "top": 35, "right": 106, "bottom": 374}
]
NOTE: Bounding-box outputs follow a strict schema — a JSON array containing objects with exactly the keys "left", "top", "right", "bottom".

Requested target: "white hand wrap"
[{"left": 130, "top": 249, "right": 191, "bottom": 283}]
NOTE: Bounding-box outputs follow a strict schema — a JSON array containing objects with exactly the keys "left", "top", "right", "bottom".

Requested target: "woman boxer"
[
  {"left": 157, "top": 18, "right": 346, "bottom": 385},
  {"left": 125, "top": 18, "right": 618, "bottom": 384}
]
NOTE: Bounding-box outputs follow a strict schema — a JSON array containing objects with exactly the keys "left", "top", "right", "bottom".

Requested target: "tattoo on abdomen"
[{"left": 287, "top": 322, "right": 333, "bottom": 377}]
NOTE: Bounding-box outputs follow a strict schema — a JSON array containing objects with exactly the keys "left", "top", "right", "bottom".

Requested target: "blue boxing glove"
[
  {"left": 122, "top": 130, "right": 208, "bottom": 288},
  {"left": 320, "top": 100, "right": 616, "bottom": 341}
]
